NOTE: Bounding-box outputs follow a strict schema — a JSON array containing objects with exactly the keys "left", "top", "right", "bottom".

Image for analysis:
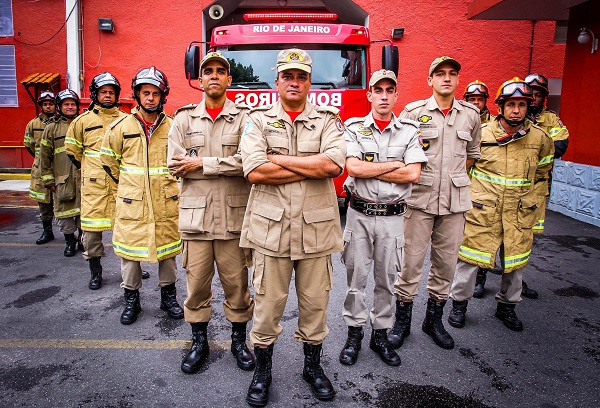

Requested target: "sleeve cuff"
[{"left": 202, "top": 157, "right": 219, "bottom": 176}]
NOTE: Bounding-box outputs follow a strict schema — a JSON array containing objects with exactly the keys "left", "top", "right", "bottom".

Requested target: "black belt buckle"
[{"left": 364, "top": 202, "right": 388, "bottom": 216}]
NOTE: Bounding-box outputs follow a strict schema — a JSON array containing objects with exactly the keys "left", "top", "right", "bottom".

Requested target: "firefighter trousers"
[{"left": 120, "top": 257, "right": 177, "bottom": 291}]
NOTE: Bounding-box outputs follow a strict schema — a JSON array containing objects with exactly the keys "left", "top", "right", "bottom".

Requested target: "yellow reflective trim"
[
  {"left": 83, "top": 150, "right": 101, "bottom": 157},
  {"left": 157, "top": 239, "right": 182, "bottom": 258},
  {"left": 65, "top": 137, "right": 83, "bottom": 148},
  {"left": 113, "top": 241, "right": 149, "bottom": 257},
  {"left": 54, "top": 146, "right": 66, "bottom": 154},
  {"left": 55, "top": 208, "right": 81, "bottom": 217},
  {"left": 41, "top": 174, "right": 54, "bottom": 181},
  {"left": 537, "top": 155, "right": 553, "bottom": 166},
  {"left": 29, "top": 190, "right": 47, "bottom": 200},
  {"left": 41, "top": 139, "right": 51, "bottom": 147},
  {"left": 81, "top": 218, "right": 112, "bottom": 228}
]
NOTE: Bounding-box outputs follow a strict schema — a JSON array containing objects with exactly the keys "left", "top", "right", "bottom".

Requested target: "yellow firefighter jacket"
[
  {"left": 24, "top": 113, "right": 54, "bottom": 203},
  {"left": 100, "top": 108, "right": 181, "bottom": 262},
  {"left": 458, "top": 119, "right": 554, "bottom": 272},
  {"left": 66, "top": 106, "right": 126, "bottom": 231},
  {"left": 39, "top": 116, "right": 81, "bottom": 218},
  {"left": 480, "top": 109, "right": 495, "bottom": 125}
]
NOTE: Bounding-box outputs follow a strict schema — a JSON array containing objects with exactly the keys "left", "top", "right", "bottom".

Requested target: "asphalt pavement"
[{"left": 0, "top": 180, "right": 599, "bottom": 408}]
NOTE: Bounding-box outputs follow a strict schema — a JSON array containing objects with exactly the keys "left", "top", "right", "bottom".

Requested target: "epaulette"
[
  {"left": 344, "top": 116, "right": 364, "bottom": 127},
  {"left": 250, "top": 105, "right": 271, "bottom": 112},
  {"left": 458, "top": 100, "right": 480, "bottom": 113},
  {"left": 403, "top": 100, "right": 427, "bottom": 112},
  {"left": 108, "top": 115, "right": 128, "bottom": 130},
  {"left": 398, "top": 118, "right": 420, "bottom": 129},
  {"left": 235, "top": 103, "right": 250, "bottom": 110},
  {"left": 174, "top": 104, "right": 197, "bottom": 115},
  {"left": 316, "top": 105, "right": 340, "bottom": 115}
]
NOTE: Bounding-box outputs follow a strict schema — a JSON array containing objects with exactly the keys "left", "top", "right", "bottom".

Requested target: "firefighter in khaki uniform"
[
  {"left": 66, "top": 73, "right": 126, "bottom": 290},
  {"left": 101, "top": 67, "right": 183, "bottom": 325},
  {"left": 40, "top": 90, "right": 82, "bottom": 257},
  {"left": 240, "top": 49, "right": 346, "bottom": 407},
  {"left": 447, "top": 78, "right": 554, "bottom": 331},
  {"left": 339, "top": 70, "right": 427, "bottom": 368},
  {"left": 463, "top": 81, "right": 495, "bottom": 124},
  {"left": 388, "top": 57, "right": 481, "bottom": 351},
  {"left": 167, "top": 52, "right": 255, "bottom": 374},
  {"left": 24, "top": 91, "right": 56, "bottom": 245}
]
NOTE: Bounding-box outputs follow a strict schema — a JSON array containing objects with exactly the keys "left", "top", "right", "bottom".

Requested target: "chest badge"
[
  {"left": 357, "top": 124, "right": 373, "bottom": 136},
  {"left": 418, "top": 115, "right": 433, "bottom": 123},
  {"left": 268, "top": 121, "right": 285, "bottom": 129},
  {"left": 422, "top": 140, "right": 431, "bottom": 151},
  {"left": 362, "top": 152, "right": 378, "bottom": 162}
]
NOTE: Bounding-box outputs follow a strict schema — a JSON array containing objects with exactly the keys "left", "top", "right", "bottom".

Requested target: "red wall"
[
  {"left": 2, "top": 0, "right": 566, "bottom": 168},
  {"left": 560, "top": 1, "right": 599, "bottom": 166}
]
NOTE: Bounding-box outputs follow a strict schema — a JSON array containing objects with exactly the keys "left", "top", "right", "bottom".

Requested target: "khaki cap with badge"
[
  {"left": 428, "top": 56, "right": 461, "bottom": 76},
  {"left": 275, "top": 48, "right": 312, "bottom": 73},
  {"left": 369, "top": 69, "right": 397, "bottom": 87},
  {"left": 200, "top": 51, "right": 230, "bottom": 70}
]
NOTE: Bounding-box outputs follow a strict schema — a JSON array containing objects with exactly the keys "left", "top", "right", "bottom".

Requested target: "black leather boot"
[
  {"left": 387, "top": 300, "right": 413, "bottom": 349},
  {"left": 302, "top": 343, "right": 336, "bottom": 400},
  {"left": 231, "top": 322, "right": 255, "bottom": 371},
  {"left": 422, "top": 298, "right": 455, "bottom": 349},
  {"left": 120, "top": 289, "right": 141, "bottom": 325},
  {"left": 77, "top": 228, "right": 84, "bottom": 252},
  {"left": 473, "top": 268, "right": 487, "bottom": 298},
  {"left": 88, "top": 257, "right": 102, "bottom": 290},
  {"left": 521, "top": 281, "right": 539, "bottom": 299},
  {"left": 369, "top": 329, "right": 401, "bottom": 366},
  {"left": 448, "top": 299, "right": 468, "bottom": 328},
  {"left": 36, "top": 220, "right": 54, "bottom": 245},
  {"left": 246, "top": 344, "right": 273, "bottom": 407},
  {"left": 495, "top": 302, "right": 523, "bottom": 331},
  {"left": 339, "top": 326, "right": 363, "bottom": 365},
  {"left": 160, "top": 283, "right": 184, "bottom": 319},
  {"left": 181, "top": 322, "right": 209, "bottom": 374},
  {"left": 64, "top": 233, "right": 77, "bottom": 257}
]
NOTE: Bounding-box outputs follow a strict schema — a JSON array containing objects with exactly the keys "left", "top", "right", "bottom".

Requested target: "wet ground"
[{"left": 0, "top": 180, "right": 599, "bottom": 407}]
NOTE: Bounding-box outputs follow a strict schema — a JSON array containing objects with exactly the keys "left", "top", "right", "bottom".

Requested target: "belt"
[{"left": 349, "top": 196, "right": 407, "bottom": 216}]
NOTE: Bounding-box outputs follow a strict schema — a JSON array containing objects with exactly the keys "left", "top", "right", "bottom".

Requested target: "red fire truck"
[{"left": 185, "top": 11, "right": 398, "bottom": 206}]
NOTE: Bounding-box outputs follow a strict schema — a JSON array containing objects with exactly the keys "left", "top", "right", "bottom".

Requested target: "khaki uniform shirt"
[
  {"left": 66, "top": 106, "right": 126, "bottom": 231},
  {"left": 343, "top": 112, "right": 427, "bottom": 203},
  {"left": 24, "top": 113, "right": 53, "bottom": 203},
  {"left": 168, "top": 99, "right": 251, "bottom": 240},
  {"left": 240, "top": 100, "right": 346, "bottom": 260},
  {"left": 400, "top": 96, "right": 481, "bottom": 215}
]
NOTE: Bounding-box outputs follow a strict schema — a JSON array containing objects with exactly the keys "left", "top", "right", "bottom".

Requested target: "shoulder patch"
[
  {"left": 174, "top": 104, "right": 198, "bottom": 115},
  {"left": 108, "top": 115, "right": 128, "bottom": 130},
  {"left": 398, "top": 118, "right": 420, "bottom": 128},
  {"left": 458, "top": 100, "right": 480, "bottom": 113},
  {"left": 404, "top": 100, "right": 427, "bottom": 112},
  {"left": 316, "top": 105, "right": 340, "bottom": 115}
]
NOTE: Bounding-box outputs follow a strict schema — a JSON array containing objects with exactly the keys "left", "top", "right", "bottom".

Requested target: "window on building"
[
  {"left": 0, "top": 0, "right": 13, "bottom": 37},
  {"left": 0, "top": 45, "right": 18, "bottom": 106},
  {"left": 554, "top": 21, "right": 568, "bottom": 44}
]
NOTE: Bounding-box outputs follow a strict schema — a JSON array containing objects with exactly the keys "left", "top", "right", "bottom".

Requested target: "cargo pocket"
[
  {"left": 302, "top": 207, "right": 336, "bottom": 254},
  {"left": 340, "top": 229, "right": 353, "bottom": 268},
  {"left": 252, "top": 252, "right": 266, "bottom": 295},
  {"left": 179, "top": 195, "right": 206, "bottom": 233},
  {"left": 326, "top": 255, "right": 333, "bottom": 291},
  {"left": 248, "top": 202, "right": 285, "bottom": 252},
  {"left": 450, "top": 174, "right": 472, "bottom": 212},
  {"left": 392, "top": 235, "right": 405, "bottom": 273},
  {"left": 226, "top": 195, "right": 248, "bottom": 233},
  {"left": 116, "top": 185, "right": 145, "bottom": 221},
  {"left": 181, "top": 240, "right": 189, "bottom": 269},
  {"left": 517, "top": 195, "right": 539, "bottom": 229},
  {"left": 82, "top": 170, "right": 109, "bottom": 195},
  {"left": 55, "top": 174, "right": 76, "bottom": 203},
  {"left": 164, "top": 181, "right": 180, "bottom": 218},
  {"left": 465, "top": 194, "right": 498, "bottom": 227},
  {"left": 405, "top": 173, "right": 434, "bottom": 210},
  {"left": 455, "top": 130, "right": 472, "bottom": 156}
]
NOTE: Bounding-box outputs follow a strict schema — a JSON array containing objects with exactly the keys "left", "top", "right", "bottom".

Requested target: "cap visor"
[{"left": 277, "top": 63, "right": 311, "bottom": 73}]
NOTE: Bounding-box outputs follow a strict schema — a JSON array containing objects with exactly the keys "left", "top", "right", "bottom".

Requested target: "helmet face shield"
[
  {"left": 463, "top": 81, "right": 489, "bottom": 99},
  {"left": 524, "top": 73, "right": 549, "bottom": 94},
  {"left": 37, "top": 91, "right": 56, "bottom": 106},
  {"left": 495, "top": 78, "right": 533, "bottom": 104}
]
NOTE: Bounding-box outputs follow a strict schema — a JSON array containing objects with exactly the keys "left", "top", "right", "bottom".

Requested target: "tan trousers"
[
  {"left": 395, "top": 209, "right": 465, "bottom": 300},
  {"left": 38, "top": 199, "right": 54, "bottom": 222},
  {"left": 450, "top": 260, "right": 523, "bottom": 304},
  {"left": 56, "top": 216, "right": 80, "bottom": 234},
  {"left": 342, "top": 208, "right": 403, "bottom": 330},
  {"left": 182, "top": 239, "right": 254, "bottom": 324},
  {"left": 250, "top": 252, "right": 333, "bottom": 348},
  {"left": 120, "top": 257, "right": 177, "bottom": 290},
  {"left": 82, "top": 230, "right": 105, "bottom": 260}
]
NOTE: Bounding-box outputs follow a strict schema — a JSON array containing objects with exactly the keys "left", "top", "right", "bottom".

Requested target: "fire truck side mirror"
[
  {"left": 185, "top": 46, "right": 200, "bottom": 80},
  {"left": 382, "top": 45, "right": 399, "bottom": 76}
]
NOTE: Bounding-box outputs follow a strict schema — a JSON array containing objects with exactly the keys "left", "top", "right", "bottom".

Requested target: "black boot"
[
  {"left": 246, "top": 344, "right": 273, "bottom": 407},
  {"left": 473, "top": 268, "right": 487, "bottom": 298},
  {"left": 77, "top": 228, "right": 84, "bottom": 252},
  {"left": 448, "top": 299, "right": 468, "bottom": 328},
  {"left": 88, "top": 257, "right": 102, "bottom": 290},
  {"left": 302, "top": 343, "right": 336, "bottom": 401},
  {"left": 36, "top": 220, "right": 54, "bottom": 245},
  {"left": 231, "top": 322, "right": 255, "bottom": 371},
  {"left": 339, "top": 326, "right": 363, "bottom": 365},
  {"left": 160, "top": 283, "right": 184, "bottom": 319},
  {"left": 422, "top": 298, "right": 455, "bottom": 349},
  {"left": 369, "top": 329, "right": 401, "bottom": 366},
  {"left": 521, "top": 281, "right": 539, "bottom": 299},
  {"left": 64, "top": 233, "right": 77, "bottom": 257},
  {"left": 387, "top": 300, "right": 413, "bottom": 349},
  {"left": 181, "top": 322, "right": 209, "bottom": 374},
  {"left": 495, "top": 303, "right": 523, "bottom": 331},
  {"left": 120, "top": 289, "right": 141, "bottom": 325}
]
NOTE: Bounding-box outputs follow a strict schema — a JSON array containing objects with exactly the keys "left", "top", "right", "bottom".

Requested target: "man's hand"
[{"left": 168, "top": 155, "right": 203, "bottom": 177}]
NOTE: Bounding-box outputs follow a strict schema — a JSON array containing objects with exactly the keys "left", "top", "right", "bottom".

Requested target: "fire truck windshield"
[{"left": 216, "top": 46, "right": 366, "bottom": 90}]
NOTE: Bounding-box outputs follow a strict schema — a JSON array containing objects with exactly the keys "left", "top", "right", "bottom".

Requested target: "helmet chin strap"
[
  {"left": 528, "top": 104, "right": 542, "bottom": 116},
  {"left": 140, "top": 104, "right": 162, "bottom": 114},
  {"left": 497, "top": 113, "right": 524, "bottom": 127},
  {"left": 99, "top": 102, "right": 118, "bottom": 109}
]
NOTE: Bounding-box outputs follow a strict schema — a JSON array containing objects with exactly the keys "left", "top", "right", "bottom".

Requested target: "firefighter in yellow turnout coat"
[
  {"left": 101, "top": 67, "right": 183, "bottom": 325},
  {"left": 24, "top": 91, "right": 56, "bottom": 245},
  {"left": 66, "top": 73, "right": 126, "bottom": 290},
  {"left": 40, "top": 90, "right": 82, "bottom": 257},
  {"left": 448, "top": 78, "right": 554, "bottom": 332}
]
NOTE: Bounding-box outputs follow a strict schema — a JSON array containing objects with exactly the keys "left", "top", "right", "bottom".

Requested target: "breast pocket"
[
  {"left": 420, "top": 129, "right": 439, "bottom": 157},
  {"left": 247, "top": 201, "right": 284, "bottom": 252},
  {"left": 179, "top": 195, "right": 206, "bottom": 233},
  {"left": 387, "top": 145, "right": 407, "bottom": 160},
  {"left": 265, "top": 134, "right": 289, "bottom": 155},
  {"left": 297, "top": 140, "right": 321, "bottom": 157},
  {"left": 455, "top": 130, "right": 472, "bottom": 157},
  {"left": 221, "top": 134, "right": 240, "bottom": 157},
  {"left": 184, "top": 133, "right": 205, "bottom": 155}
]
